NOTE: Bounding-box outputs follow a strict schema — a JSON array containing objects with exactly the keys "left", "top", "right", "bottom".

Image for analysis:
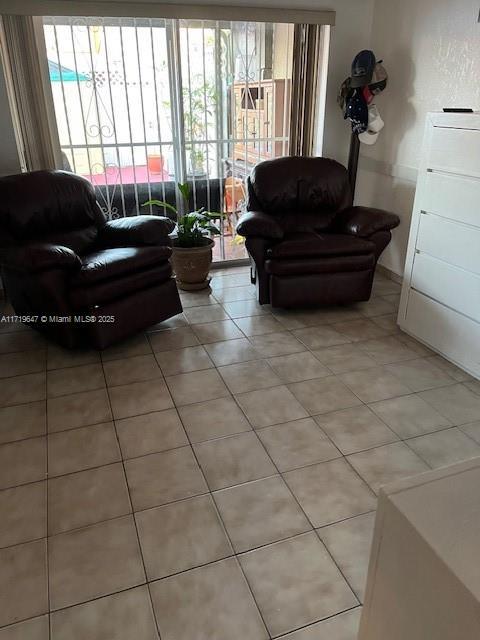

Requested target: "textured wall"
[{"left": 355, "top": 0, "right": 480, "bottom": 275}]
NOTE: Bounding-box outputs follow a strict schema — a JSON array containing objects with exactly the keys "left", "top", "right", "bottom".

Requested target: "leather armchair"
[
  {"left": 236, "top": 157, "right": 399, "bottom": 307},
  {"left": 0, "top": 170, "right": 182, "bottom": 349}
]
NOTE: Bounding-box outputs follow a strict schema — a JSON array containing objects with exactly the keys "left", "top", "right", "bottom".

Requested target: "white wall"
[
  {"left": 0, "top": 57, "right": 21, "bottom": 176},
  {"left": 355, "top": 0, "right": 480, "bottom": 275}
]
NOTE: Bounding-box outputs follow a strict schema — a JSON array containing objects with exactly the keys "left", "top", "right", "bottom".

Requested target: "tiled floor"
[{"left": 1, "top": 267, "right": 480, "bottom": 639}]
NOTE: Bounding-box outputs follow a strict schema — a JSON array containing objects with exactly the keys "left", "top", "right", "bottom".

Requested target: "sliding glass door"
[{"left": 43, "top": 16, "right": 294, "bottom": 261}]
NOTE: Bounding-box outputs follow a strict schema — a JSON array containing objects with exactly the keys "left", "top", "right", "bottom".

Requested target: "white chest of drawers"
[{"left": 398, "top": 112, "right": 480, "bottom": 378}]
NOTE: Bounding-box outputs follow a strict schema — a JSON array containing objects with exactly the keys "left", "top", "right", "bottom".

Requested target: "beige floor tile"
[
  {"left": 267, "top": 351, "right": 330, "bottom": 383},
  {"left": 192, "top": 320, "right": 244, "bottom": 344},
  {"left": 218, "top": 359, "right": 281, "bottom": 393},
  {"left": 103, "top": 354, "right": 162, "bottom": 387},
  {"left": 406, "top": 427, "right": 480, "bottom": 469},
  {"left": 459, "top": 420, "right": 480, "bottom": 445},
  {"left": 204, "top": 337, "right": 260, "bottom": 366},
  {"left": 319, "top": 512, "right": 376, "bottom": 602},
  {"left": 150, "top": 311, "right": 188, "bottom": 330},
  {"left": 100, "top": 334, "right": 152, "bottom": 362},
  {"left": 47, "top": 344, "right": 100, "bottom": 370},
  {"left": 213, "top": 475, "right": 311, "bottom": 552},
  {"left": 239, "top": 532, "right": 357, "bottom": 637},
  {"left": 465, "top": 379, "right": 480, "bottom": 396},
  {"left": 178, "top": 397, "right": 251, "bottom": 443},
  {"left": 347, "top": 442, "right": 428, "bottom": 494},
  {"left": 271, "top": 308, "right": 329, "bottom": 330},
  {"left": 357, "top": 297, "right": 396, "bottom": 318},
  {"left": 396, "top": 332, "right": 435, "bottom": 357},
  {"left": 48, "top": 422, "right": 120, "bottom": 476},
  {"left": 257, "top": 418, "right": 340, "bottom": 471},
  {"left": 284, "top": 459, "right": 376, "bottom": 528},
  {"left": 108, "top": 379, "right": 173, "bottom": 419},
  {"left": 116, "top": 409, "right": 188, "bottom": 459},
  {"left": 0, "top": 615, "right": 49, "bottom": 640},
  {"left": 50, "top": 586, "right": 158, "bottom": 640},
  {"left": 236, "top": 385, "right": 308, "bottom": 428},
  {"left": 248, "top": 332, "right": 306, "bottom": 357},
  {"left": 339, "top": 366, "right": 411, "bottom": 403},
  {"left": 0, "top": 401, "right": 46, "bottom": 445},
  {"left": 0, "top": 372, "right": 46, "bottom": 408},
  {"left": 293, "top": 326, "right": 351, "bottom": 349},
  {"left": 48, "top": 516, "right": 145, "bottom": 610},
  {"left": 194, "top": 432, "right": 276, "bottom": 490},
  {"left": 333, "top": 318, "right": 389, "bottom": 342},
  {"left": 136, "top": 494, "right": 232, "bottom": 579},
  {"left": 233, "top": 315, "right": 283, "bottom": 336},
  {"left": 315, "top": 406, "right": 398, "bottom": 455},
  {"left": 0, "top": 539, "right": 48, "bottom": 627},
  {"left": 222, "top": 299, "right": 269, "bottom": 319},
  {"left": 355, "top": 336, "right": 417, "bottom": 364},
  {"left": 47, "top": 364, "right": 105, "bottom": 398},
  {"left": 0, "top": 482, "right": 46, "bottom": 548},
  {"left": 212, "top": 285, "right": 256, "bottom": 303},
  {"left": 371, "top": 279, "right": 401, "bottom": 296},
  {"left": 0, "top": 350, "right": 45, "bottom": 379},
  {"left": 125, "top": 446, "right": 208, "bottom": 511},
  {"left": 148, "top": 326, "right": 199, "bottom": 353},
  {"left": 371, "top": 313, "right": 399, "bottom": 333},
  {"left": 425, "top": 354, "right": 473, "bottom": 382},
  {"left": 385, "top": 357, "right": 455, "bottom": 392},
  {"left": 280, "top": 607, "right": 361, "bottom": 640},
  {"left": 183, "top": 304, "right": 228, "bottom": 324},
  {"left": 0, "top": 437, "right": 46, "bottom": 489},
  {"left": 149, "top": 558, "right": 268, "bottom": 640},
  {"left": 166, "top": 369, "right": 229, "bottom": 406},
  {"left": 47, "top": 389, "right": 112, "bottom": 433},
  {"left": 0, "top": 331, "right": 45, "bottom": 355},
  {"left": 288, "top": 376, "right": 362, "bottom": 415},
  {"left": 368, "top": 394, "right": 451, "bottom": 439},
  {"left": 155, "top": 345, "right": 213, "bottom": 376},
  {"left": 211, "top": 272, "right": 251, "bottom": 288},
  {"left": 179, "top": 290, "right": 218, "bottom": 308},
  {"left": 312, "top": 343, "right": 377, "bottom": 374},
  {"left": 48, "top": 463, "right": 131, "bottom": 535},
  {"left": 419, "top": 383, "right": 480, "bottom": 425}
]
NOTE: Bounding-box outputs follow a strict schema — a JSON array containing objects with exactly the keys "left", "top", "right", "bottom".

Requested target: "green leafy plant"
[{"left": 143, "top": 182, "right": 222, "bottom": 248}]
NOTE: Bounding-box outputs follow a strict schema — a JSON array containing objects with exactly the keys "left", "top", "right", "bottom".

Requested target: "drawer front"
[
  {"left": 421, "top": 171, "right": 480, "bottom": 228},
  {"left": 402, "top": 290, "right": 480, "bottom": 377},
  {"left": 417, "top": 213, "right": 480, "bottom": 275},
  {"left": 411, "top": 253, "right": 480, "bottom": 323},
  {"left": 427, "top": 127, "right": 480, "bottom": 177}
]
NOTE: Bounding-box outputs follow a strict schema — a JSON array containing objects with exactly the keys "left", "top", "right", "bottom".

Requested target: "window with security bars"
[{"left": 42, "top": 16, "right": 294, "bottom": 261}]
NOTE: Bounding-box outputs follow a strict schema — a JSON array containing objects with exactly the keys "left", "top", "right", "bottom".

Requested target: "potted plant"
[{"left": 143, "top": 183, "right": 221, "bottom": 291}]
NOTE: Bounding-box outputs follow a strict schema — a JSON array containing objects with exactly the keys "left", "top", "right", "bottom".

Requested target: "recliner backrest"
[
  {"left": 247, "top": 156, "right": 353, "bottom": 219},
  {"left": 0, "top": 170, "right": 106, "bottom": 254}
]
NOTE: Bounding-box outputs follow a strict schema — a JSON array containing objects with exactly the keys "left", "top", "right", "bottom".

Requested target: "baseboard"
[{"left": 376, "top": 264, "right": 403, "bottom": 285}]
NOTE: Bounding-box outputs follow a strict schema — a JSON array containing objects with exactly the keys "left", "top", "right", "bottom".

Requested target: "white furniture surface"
[
  {"left": 398, "top": 112, "right": 480, "bottom": 378},
  {"left": 359, "top": 458, "right": 480, "bottom": 640}
]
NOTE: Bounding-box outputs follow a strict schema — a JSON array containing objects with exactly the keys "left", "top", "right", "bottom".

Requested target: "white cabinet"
[{"left": 399, "top": 112, "right": 480, "bottom": 379}]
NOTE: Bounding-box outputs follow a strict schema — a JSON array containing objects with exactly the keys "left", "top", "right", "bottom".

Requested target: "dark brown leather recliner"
[
  {"left": 0, "top": 170, "right": 182, "bottom": 349},
  {"left": 236, "top": 157, "right": 400, "bottom": 307}
]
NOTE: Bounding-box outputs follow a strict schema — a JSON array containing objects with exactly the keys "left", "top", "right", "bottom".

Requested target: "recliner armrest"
[
  {"left": 236, "top": 210, "right": 284, "bottom": 240},
  {"left": 334, "top": 206, "right": 400, "bottom": 238},
  {"left": 0, "top": 243, "right": 81, "bottom": 273},
  {"left": 98, "top": 215, "right": 175, "bottom": 247}
]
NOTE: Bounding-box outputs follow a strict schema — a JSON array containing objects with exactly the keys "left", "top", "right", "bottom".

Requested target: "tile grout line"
[{"left": 99, "top": 356, "right": 164, "bottom": 640}]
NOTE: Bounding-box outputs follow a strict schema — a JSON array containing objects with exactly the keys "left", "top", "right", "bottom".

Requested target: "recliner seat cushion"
[
  {"left": 267, "top": 232, "right": 376, "bottom": 259},
  {"left": 71, "top": 246, "right": 172, "bottom": 286},
  {"left": 265, "top": 253, "right": 375, "bottom": 276},
  {"left": 70, "top": 262, "right": 172, "bottom": 308}
]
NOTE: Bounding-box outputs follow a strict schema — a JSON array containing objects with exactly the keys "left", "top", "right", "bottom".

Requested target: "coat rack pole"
[{"left": 347, "top": 132, "right": 360, "bottom": 197}]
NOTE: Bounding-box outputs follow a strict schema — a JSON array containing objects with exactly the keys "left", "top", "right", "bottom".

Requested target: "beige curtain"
[
  {"left": 0, "top": 15, "right": 60, "bottom": 171},
  {"left": 289, "top": 24, "right": 323, "bottom": 157}
]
